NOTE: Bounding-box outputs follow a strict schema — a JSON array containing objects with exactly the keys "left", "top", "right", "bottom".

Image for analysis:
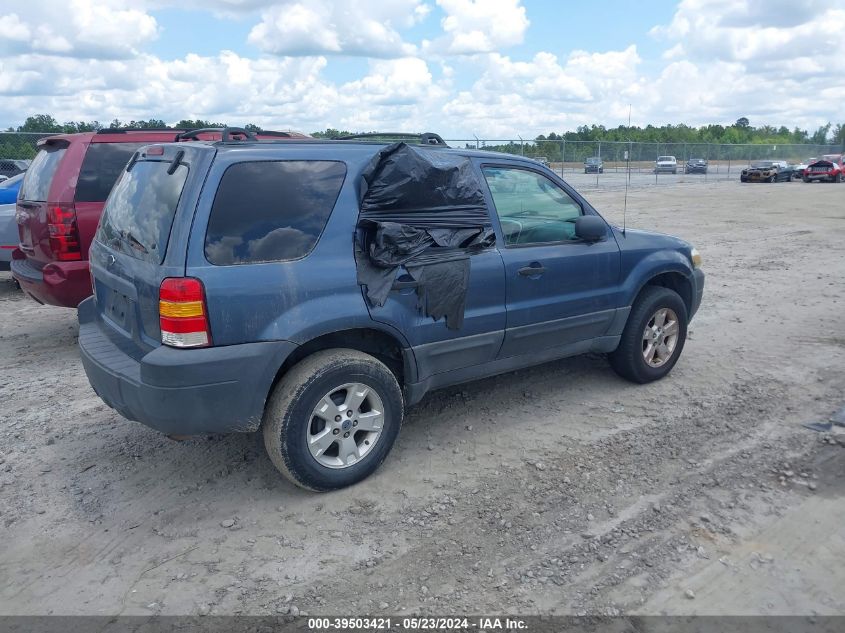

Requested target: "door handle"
[{"left": 518, "top": 264, "right": 546, "bottom": 276}]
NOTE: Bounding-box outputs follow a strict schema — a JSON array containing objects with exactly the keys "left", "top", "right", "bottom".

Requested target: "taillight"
[
  {"left": 159, "top": 277, "right": 211, "bottom": 348},
  {"left": 47, "top": 204, "right": 81, "bottom": 261}
]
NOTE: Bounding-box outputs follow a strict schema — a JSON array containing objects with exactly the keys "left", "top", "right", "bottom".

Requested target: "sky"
[{"left": 0, "top": 0, "right": 843, "bottom": 138}]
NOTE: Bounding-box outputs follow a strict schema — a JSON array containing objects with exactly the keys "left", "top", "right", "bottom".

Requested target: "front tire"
[
  {"left": 609, "top": 286, "right": 688, "bottom": 384},
  {"left": 262, "top": 349, "right": 404, "bottom": 491}
]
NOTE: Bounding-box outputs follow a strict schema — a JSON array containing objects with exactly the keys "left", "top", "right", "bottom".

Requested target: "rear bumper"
[
  {"left": 11, "top": 253, "right": 92, "bottom": 307},
  {"left": 78, "top": 298, "right": 298, "bottom": 435}
]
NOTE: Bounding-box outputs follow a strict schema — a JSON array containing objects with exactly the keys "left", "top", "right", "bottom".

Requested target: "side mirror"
[{"left": 574, "top": 215, "right": 607, "bottom": 242}]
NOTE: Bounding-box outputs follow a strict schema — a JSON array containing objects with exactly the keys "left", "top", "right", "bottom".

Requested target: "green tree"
[
  {"left": 810, "top": 123, "right": 832, "bottom": 144},
  {"left": 174, "top": 119, "right": 227, "bottom": 129},
  {"left": 17, "top": 114, "right": 63, "bottom": 133},
  {"left": 832, "top": 123, "right": 845, "bottom": 147}
]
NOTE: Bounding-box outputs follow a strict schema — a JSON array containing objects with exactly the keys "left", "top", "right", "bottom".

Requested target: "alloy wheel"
[
  {"left": 307, "top": 383, "right": 385, "bottom": 469},
  {"left": 641, "top": 308, "right": 680, "bottom": 368}
]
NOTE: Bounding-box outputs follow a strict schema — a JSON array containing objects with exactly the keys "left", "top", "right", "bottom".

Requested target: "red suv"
[{"left": 12, "top": 127, "right": 308, "bottom": 307}]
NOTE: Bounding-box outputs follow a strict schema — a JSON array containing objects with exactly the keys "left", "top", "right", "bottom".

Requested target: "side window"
[
  {"left": 481, "top": 167, "right": 582, "bottom": 246},
  {"left": 205, "top": 160, "right": 346, "bottom": 265},
  {"left": 76, "top": 143, "right": 147, "bottom": 202}
]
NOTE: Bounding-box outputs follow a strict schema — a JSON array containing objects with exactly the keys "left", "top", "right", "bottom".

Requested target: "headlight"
[{"left": 690, "top": 247, "right": 702, "bottom": 269}]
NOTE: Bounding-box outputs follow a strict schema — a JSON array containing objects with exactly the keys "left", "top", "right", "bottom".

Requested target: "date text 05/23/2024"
[{"left": 308, "top": 617, "right": 528, "bottom": 630}]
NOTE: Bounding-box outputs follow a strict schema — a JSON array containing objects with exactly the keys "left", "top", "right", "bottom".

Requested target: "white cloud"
[
  {"left": 440, "top": 46, "right": 642, "bottom": 136},
  {"left": 643, "top": 1, "right": 845, "bottom": 131},
  {"left": 333, "top": 57, "right": 447, "bottom": 131},
  {"left": 0, "top": 51, "right": 337, "bottom": 130},
  {"left": 0, "top": 1, "right": 159, "bottom": 59},
  {"left": 0, "top": 0, "right": 842, "bottom": 138},
  {"left": 247, "top": 0, "right": 427, "bottom": 58},
  {"left": 651, "top": 0, "right": 845, "bottom": 63},
  {"left": 426, "top": 0, "right": 529, "bottom": 54}
]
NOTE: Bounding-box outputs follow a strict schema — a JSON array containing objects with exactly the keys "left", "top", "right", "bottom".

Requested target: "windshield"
[
  {"left": 657, "top": 156, "right": 674, "bottom": 161},
  {"left": 96, "top": 159, "right": 189, "bottom": 264},
  {"left": 751, "top": 161, "right": 774, "bottom": 168},
  {"left": 586, "top": 158, "right": 600, "bottom": 164}
]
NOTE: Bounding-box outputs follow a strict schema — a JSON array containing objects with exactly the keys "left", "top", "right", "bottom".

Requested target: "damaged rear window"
[{"left": 205, "top": 160, "right": 346, "bottom": 265}]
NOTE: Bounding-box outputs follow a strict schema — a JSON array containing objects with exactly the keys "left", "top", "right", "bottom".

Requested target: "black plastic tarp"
[{"left": 355, "top": 143, "right": 494, "bottom": 329}]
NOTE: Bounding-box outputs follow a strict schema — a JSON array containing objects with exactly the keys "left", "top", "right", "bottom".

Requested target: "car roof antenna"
[{"left": 622, "top": 104, "right": 631, "bottom": 236}]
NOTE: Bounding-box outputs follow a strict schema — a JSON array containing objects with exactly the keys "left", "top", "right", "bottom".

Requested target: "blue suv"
[{"left": 78, "top": 132, "right": 704, "bottom": 491}]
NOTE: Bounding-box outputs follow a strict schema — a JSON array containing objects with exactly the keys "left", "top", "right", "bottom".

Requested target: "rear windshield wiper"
[{"left": 121, "top": 230, "right": 150, "bottom": 254}]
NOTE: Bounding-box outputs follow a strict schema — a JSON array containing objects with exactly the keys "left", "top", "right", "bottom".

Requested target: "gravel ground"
[{"left": 0, "top": 180, "right": 843, "bottom": 616}]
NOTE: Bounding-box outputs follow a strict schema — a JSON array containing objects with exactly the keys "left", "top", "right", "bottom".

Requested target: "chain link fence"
[
  {"left": 443, "top": 138, "right": 843, "bottom": 188},
  {"left": 2, "top": 131, "right": 841, "bottom": 188},
  {"left": 0, "top": 132, "right": 55, "bottom": 160}
]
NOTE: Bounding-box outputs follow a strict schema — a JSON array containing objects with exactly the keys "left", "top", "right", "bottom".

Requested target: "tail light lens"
[
  {"left": 47, "top": 204, "right": 81, "bottom": 261},
  {"left": 159, "top": 277, "right": 211, "bottom": 348}
]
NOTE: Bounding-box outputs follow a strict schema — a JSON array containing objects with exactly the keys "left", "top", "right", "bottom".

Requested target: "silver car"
[{"left": 0, "top": 204, "right": 17, "bottom": 271}]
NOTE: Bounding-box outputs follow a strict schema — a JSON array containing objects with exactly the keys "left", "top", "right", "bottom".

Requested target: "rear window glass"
[
  {"left": 76, "top": 142, "right": 146, "bottom": 202},
  {"left": 205, "top": 160, "right": 346, "bottom": 265},
  {"left": 96, "top": 160, "right": 189, "bottom": 264},
  {"left": 19, "top": 144, "right": 67, "bottom": 201}
]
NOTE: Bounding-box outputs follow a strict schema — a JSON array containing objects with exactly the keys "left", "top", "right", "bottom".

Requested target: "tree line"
[{"left": 2, "top": 114, "right": 843, "bottom": 161}]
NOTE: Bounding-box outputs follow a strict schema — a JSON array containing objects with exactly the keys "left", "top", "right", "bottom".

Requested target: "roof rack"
[
  {"left": 175, "top": 126, "right": 258, "bottom": 142},
  {"left": 96, "top": 128, "right": 177, "bottom": 134},
  {"left": 332, "top": 132, "right": 448, "bottom": 146},
  {"left": 253, "top": 130, "right": 294, "bottom": 138},
  {"left": 174, "top": 127, "right": 298, "bottom": 143}
]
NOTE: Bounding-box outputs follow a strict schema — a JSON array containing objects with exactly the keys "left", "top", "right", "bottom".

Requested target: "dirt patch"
[{"left": 0, "top": 180, "right": 843, "bottom": 616}]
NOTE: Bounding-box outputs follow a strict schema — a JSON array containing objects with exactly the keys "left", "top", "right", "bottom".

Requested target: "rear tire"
[
  {"left": 262, "top": 349, "right": 403, "bottom": 491},
  {"left": 609, "top": 286, "right": 688, "bottom": 384}
]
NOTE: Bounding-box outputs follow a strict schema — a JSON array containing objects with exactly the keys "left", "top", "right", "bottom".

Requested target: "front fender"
[{"left": 620, "top": 249, "right": 695, "bottom": 308}]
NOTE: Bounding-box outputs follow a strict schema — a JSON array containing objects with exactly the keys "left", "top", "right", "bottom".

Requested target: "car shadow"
[{"left": 68, "top": 351, "right": 626, "bottom": 509}]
